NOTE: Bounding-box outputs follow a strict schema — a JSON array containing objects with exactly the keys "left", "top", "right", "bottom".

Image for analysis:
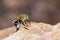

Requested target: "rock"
[{"left": 1, "top": 22, "right": 60, "bottom": 40}]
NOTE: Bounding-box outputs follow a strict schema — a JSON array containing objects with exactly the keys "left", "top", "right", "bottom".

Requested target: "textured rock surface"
[
  {"left": 0, "top": 27, "right": 16, "bottom": 39},
  {"left": 1, "top": 22, "right": 60, "bottom": 40}
]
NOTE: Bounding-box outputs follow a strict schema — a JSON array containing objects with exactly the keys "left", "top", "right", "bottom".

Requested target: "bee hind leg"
[
  {"left": 24, "top": 27, "right": 29, "bottom": 30},
  {"left": 21, "top": 21, "right": 29, "bottom": 30}
]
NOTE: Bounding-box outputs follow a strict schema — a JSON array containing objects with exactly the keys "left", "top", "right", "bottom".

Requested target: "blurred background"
[{"left": 0, "top": 0, "right": 60, "bottom": 29}]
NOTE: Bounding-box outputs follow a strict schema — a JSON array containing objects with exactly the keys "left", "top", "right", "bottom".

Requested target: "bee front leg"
[{"left": 21, "top": 21, "right": 25, "bottom": 26}]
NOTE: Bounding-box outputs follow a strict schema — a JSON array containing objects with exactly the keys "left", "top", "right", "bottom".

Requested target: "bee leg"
[
  {"left": 22, "top": 21, "right": 29, "bottom": 30},
  {"left": 26, "top": 20, "right": 31, "bottom": 26},
  {"left": 21, "top": 21, "right": 25, "bottom": 26},
  {"left": 24, "top": 27, "right": 29, "bottom": 30},
  {"left": 19, "top": 20, "right": 28, "bottom": 30},
  {"left": 24, "top": 20, "right": 28, "bottom": 26}
]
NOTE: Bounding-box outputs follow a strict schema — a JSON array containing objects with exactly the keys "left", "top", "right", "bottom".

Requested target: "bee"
[{"left": 14, "top": 14, "right": 30, "bottom": 31}]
